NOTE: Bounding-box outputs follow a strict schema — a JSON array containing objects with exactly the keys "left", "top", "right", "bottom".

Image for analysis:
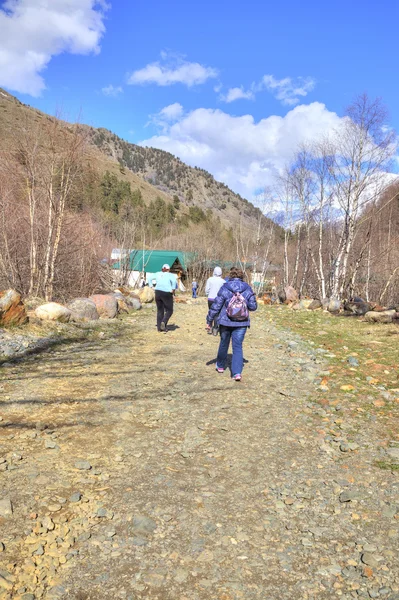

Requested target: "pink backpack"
[{"left": 226, "top": 292, "right": 249, "bottom": 321}]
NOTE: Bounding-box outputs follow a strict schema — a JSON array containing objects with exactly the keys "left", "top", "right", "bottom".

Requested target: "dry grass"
[{"left": 263, "top": 305, "right": 399, "bottom": 437}]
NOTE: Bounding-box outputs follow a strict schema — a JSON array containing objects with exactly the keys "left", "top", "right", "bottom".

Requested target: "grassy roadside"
[{"left": 262, "top": 305, "right": 399, "bottom": 440}]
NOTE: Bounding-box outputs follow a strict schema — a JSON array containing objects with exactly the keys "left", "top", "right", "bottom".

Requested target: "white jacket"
[{"left": 205, "top": 276, "right": 225, "bottom": 300}]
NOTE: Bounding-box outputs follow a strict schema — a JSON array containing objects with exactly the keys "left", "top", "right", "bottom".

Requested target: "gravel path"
[{"left": 0, "top": 302, "right": 398, "bottom": 600}]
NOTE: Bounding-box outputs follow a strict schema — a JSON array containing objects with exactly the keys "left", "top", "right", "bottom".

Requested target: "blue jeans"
[
  {"left": 216, "top": 325, "right": 247, "bottom": 376},
  {"left": 192, "top": 289, "right": 197, "bottom": 298}
]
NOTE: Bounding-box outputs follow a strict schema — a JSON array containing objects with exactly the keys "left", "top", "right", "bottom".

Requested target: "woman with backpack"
[{"left": 206, "top": 267, "right": 257, "bottom": 381}]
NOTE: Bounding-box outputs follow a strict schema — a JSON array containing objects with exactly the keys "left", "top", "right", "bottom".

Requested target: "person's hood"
[
  {"left": 225, "top": 278, "right": 248, "bottom": 293},
  {"left": 213, "top": 267, "right": 222, "bottom": 276}
]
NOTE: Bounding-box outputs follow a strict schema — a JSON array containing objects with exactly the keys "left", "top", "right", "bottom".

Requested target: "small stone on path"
[
  {"left": 0, "top": 498, "right": 13, "bottom": 517},
  {"left": 74, "top": 460, "right": 91, "bottom": 470}
]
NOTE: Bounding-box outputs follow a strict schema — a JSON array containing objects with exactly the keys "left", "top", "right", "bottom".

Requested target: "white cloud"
[
  {"left": 219, "top": 74, "right": 315, "bottom": 106},
  {"left": 0, "top": 0, "right": 107, "bottom": 96},
  {"left": 158, "top": 103, "right": 184, "bottom": 121},
  {"left": 140, "top": 102, "right": 343, "bottom": 199},
  {"left": 127, "top": 52, "right": 218, "bottom": 87},
  {"left": 102, "top": 84, "right": 123, "bottom": 97},
  {"left": 148, "top": 103, "right": 184, "bottom": 132},
  {"left": 261, "top": 75, "right": 315, "bottom": 106},
  {"left": 221, "top": 86, "right": 255, "bottom": 103}
]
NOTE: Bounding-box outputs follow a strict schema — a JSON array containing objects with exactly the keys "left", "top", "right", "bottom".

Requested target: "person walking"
[
  {"left": 192, "top": 279, "right": 198, "bottom": 298},
  {"left": 205, "top": 266, "right": 225, "bottom": 334},
  {"left": 154, "top": 264, "right": 177, "bottom": 332},
  {"left": 206, "top": 267, "right": 257, "bottom": 381}
]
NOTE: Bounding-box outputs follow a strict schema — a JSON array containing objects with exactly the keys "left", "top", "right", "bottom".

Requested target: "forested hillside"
[
  {"left": 89, "top": 127, "right": 262, "bottom": 226},
  {"left": 0, "top": 88, "right": 279, "bottom": 301}
]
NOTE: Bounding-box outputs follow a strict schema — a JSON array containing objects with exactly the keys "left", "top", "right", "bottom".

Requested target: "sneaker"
[
  {"left": 215, "top": 366, "right": 224, "bottom": 373},
  {"left": 233, "top": 374, "right": 242, "bottom": 381},
  {"left": 160, "top": 322, "right": 166, "bottom": 332}
]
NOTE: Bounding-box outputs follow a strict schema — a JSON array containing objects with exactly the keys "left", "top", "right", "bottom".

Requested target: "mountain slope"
[
  {"left": 88, "top": 127, "right": 262, "bottom": 226},
  {"left": 0, "top": 88, "right": 263, "bottom": 229}
]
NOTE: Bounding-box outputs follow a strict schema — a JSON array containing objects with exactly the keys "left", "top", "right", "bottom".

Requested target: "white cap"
[
  {"left": 162, "top": 264, "right": 170, "bottom": 270},
  {"left": 213, "top": 266, "right": 222, "bottom": 276}
]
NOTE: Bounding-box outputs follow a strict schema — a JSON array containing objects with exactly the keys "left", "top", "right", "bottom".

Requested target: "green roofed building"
[{"left": 112, "top": 249, "right": 191, "bottom": 288}]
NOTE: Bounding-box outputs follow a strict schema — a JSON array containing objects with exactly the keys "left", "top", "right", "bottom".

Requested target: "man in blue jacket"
[
  {"left": 154, "top": 264, "right": 178, "bottom": 332},
  {"left": 206, "top": 267, "right": 257, "bottom": 381}
]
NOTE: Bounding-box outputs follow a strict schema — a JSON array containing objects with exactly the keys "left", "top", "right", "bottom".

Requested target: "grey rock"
[
  {"left": 386, "top": 448, "right": 399, "bottom": 461},
  {"left": 347, "top": 356, "right": 359, "bottom": 367},
  {"left": 365, "top": 310, "right": 396, "bottom": 324},
  {"left": 132, "top": 536, "right": 148, "bottom": 546},
  {"left": 46, "top": 585, "right": 67, "bottom": 599},
  {"left": 104, "top": 528, "right": 116, "bottom": 538},
  {"left": 340, "top": 442, "right": 359, "bottom": 452},
  {"left": 339, "top": 490, "right": 364, "bottom": 503},
  {"left": 96, "top": 507, "right": 113, "bottom": 519},
  {"left": 0, "top": 498, "right": 13, "bottom": 517},
  {"left": 75, "top": 460, "right": 91, "bottom": 470},
  {"left": 41, "top": 516, "right": 55, "bottom": 531},
  {"left": 34, "top": 544, "right": 44, "bottom": 555},
  {"left": 203, "top": 522, "right": 217, "bottom": 535},
  {"left": 361, "top": 552, "right": 379, "bottom": 568},
  {"left": 363, "top": 544, "right": 378, "bottom": 552},
  {"left": 174, "top": 568, "right": 189, "bottom": 583},
  {"left": 382, "top": 504, "right": 398, "bottom": 519},
  {"left": 127, "top": 295, "right": 142, "bottom": 311},
  {"left": 36, "top": 422, "right": 48, "bottom": 431},
  {"left": 69, "top": 492, "right": 82, "bottom": 503},
  {"left": 308, "top": 299, "right": 322, "bottom": 310},
  {"left": 21, "top": 594, "right": 36, "bottom": 600},
  {"left": 67, "top": 298, "right": 99, "bottom": 322},
  {"left": 45, "top": 439, "right": 58, "bottom": 449},
  {"left": 77, "top": 532, "right": 91, "bottom": 542},
  {"left": 132, "top": 515, "right": 157, "bottom": 536}
]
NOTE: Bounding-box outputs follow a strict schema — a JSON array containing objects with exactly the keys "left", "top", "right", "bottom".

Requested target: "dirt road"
[{"left": 1, "top": 302, "right": 398, "bottom": 600}]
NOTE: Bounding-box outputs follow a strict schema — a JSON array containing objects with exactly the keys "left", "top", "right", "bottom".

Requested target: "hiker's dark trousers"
[{"left": 155, "top": 290, "right": 174, "bottom": 330}]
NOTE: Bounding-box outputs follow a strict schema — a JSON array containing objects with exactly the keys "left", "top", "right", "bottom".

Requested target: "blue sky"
[{"left": 1, "top": 0, "right": 398, "bottom": 198}]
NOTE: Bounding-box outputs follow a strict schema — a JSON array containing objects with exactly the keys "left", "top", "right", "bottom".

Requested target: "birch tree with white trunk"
[{"left": 329, "top": 94, "right": 396, "bottom": 299}]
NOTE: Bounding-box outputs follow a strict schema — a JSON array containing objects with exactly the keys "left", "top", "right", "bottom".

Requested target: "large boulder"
[
  {"left": 137, "top": 286, "right": 155, "bottom": 304},
  {"left": 89, "top": 294, "right": 118, "bottom": 319},
  {"left": 111, "top": 292, "right": 128, "bottom": 314},
  {"left": 35, "top": 302, "right": 71, "bottom": 323},
  {"left": 67, "top": 298, "right": 99, "bottom": 322},
  {"left": 0, "top": 289, "right": 28, "bottom": 326},
  {"left": 284, "top": 286, "right": 298, "bottom": 303},
  {"left": 299, "top": 298, "right": 314, "bottom": 309},
  {"left": 364, "top": 309, "right": 396, "bottom": 324},
  {"left": 308, "top": 299, "right": 322, "bottom": 310},
  {"left": 327, "top": 298, "right": 342, "bottom": 313},
  {"left": 277, "top": 288, "right": 286, "bottom": 304},
  {"left": 127, "top": 294, "right": 142, "bottom": 311},
  {"left": 112, "top": 291, "right": 142, "bottom": 313},
  {"left": 344, "top": 300, "right": 371, "bottom": 316},
  {"left": 321, "top": 297, "right": 330, "bottom": 310}
]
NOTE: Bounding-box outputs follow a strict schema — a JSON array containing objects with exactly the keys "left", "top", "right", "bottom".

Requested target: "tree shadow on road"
[{"left": 0, "top": 335, "right": 98, "bottom": 367}]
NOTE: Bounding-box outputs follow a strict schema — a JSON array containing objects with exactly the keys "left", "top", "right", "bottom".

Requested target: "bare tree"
[{"left": 329, "top": 95, "right": 396, "bottom": 299}]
